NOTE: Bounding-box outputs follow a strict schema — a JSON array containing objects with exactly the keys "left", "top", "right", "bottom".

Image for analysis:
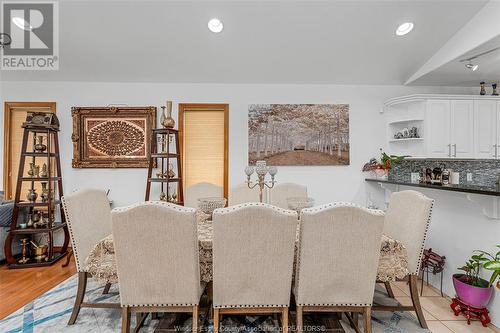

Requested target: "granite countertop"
[{"left": 365, "top": 178, "right": 500, "bottom": 197}]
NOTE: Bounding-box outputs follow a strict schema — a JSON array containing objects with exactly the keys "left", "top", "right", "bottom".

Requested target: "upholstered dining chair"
[
  {"left": 294, "top": 203, "right": 384, "bottom": 333},
  {"left": 212, "top": 203, "right": 298, "bottom": 333},
  {"left": 228, "top": 183, "right": 266, "bottom": 205},
  {"left": 112, "top": 201, "right": 204, "bottom": 333},
  {"left": 375, "top": 190, "right": 434, "bottom": 329},
  {"left": 61, "top": 189, "right": 118, "bottom": 325},
  {"left": 184, "top": 182, "right": 224, "bottom": 208},
  {"left": 269, "top": 182, "right": 307, "bottom": 209}
]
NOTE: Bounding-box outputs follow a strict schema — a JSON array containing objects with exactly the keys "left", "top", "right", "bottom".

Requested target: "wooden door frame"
[
  {"left": 3, "top": 102, "right": 56, "bottom": 199},
  {"left": 178, "top": 103, "right": 229, "bottom": 199}
]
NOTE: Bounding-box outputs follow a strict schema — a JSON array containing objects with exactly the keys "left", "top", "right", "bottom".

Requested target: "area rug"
[{"left": 0, "top": 275, "right": 431, "bottom": 333}]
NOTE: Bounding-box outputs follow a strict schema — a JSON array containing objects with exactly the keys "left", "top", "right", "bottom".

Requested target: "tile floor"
[{"left": 388, "top": 280, "right": 498, "bottom": 333}]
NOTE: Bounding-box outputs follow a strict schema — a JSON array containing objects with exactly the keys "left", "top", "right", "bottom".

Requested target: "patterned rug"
[{"left": 0, "top": 275, "right": 431, "bottom": 333}]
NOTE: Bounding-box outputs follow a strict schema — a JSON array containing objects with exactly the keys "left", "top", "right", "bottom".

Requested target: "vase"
[
  {"left": 453, "top": 274, "right": 493, "bottom": 308},
  {"left": 160, "top": 101, "right": 175, "bottom": 129},
  {"left": 34, "top": 136, "right": 47, "bottom": 152},
  {"left": 480, "top": 82, "right": 486, "bottom": 95},
  {"left": 26, "top": 188, "right": 38, "bottom": 202},
  {"left": 493, "top": 83, "right": 498, "bottom": 96},
  {"left": 27, "top": 163, "right": 35, "bottom": 177}
]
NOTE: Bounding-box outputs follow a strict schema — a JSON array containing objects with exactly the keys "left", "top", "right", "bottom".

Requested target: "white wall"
[{"left": 0, "top": 81, "right": 474, "bottom": 207}]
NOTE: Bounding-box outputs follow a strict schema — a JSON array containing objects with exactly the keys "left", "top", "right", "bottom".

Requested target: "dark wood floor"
[{"left": 0, "top": 255, "right": 76, "bottom": 320}]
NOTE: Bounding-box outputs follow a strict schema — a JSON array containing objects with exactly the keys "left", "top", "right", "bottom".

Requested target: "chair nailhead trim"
[
  {"left": 212, "top": 202, "right": 297, "bottom": 218},
  {"left": 413, "top": 199, "right": 435, "bottom": 275},
  {"left": 213, "top": 304, "right": 289, "bottom": 308},
  {"left": 112, "top": 200, "right": 196, "bottom": 214},
  {"left": 297, "top": 303, "right": 372, "bottom": 306},
  {"left": 124, "top": 303, "right": 197, "bottom": 307},
  {"left": 61, "top": 196, "right": 84, "bottom": 272}
]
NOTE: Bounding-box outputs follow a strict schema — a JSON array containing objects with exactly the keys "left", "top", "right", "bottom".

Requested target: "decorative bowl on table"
[
  {"left": 197, "top": 197, "right": 227, "bottom": 219},
  {"left": 287, "top": 197, "right": 315, "bottom": 214}
]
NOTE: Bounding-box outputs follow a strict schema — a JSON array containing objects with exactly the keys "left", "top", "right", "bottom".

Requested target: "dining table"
[{"left": 85, "top": 210, "right": 409, "bottom": 284}]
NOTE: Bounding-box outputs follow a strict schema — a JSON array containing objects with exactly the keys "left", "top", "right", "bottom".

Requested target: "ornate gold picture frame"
[{"left": 71, "top": 106, "right": 156, "bottom": 168}]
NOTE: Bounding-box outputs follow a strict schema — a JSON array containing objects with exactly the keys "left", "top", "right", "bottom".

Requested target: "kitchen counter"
[{"left": 365, "top": 178, "right": 500, "bottom": 197}]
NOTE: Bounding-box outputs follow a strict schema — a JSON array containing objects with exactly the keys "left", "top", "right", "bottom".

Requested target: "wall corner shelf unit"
[{"left": 4, "top": 117, "right": 70, "bottom": 268}]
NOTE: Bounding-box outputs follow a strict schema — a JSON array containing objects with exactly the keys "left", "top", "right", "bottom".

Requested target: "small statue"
[
  {"left": 40, "top": 163, "right": 48, "bottom": 178},
  {"left": 41, "top": 182, "right": 49, "bottom": 202},
  {"left": 160, "top": 101, "right": 175, "bottom": 129},
  {"left": 493, "top": 83, "right": 499, "bottom": 96},
  {"left": 480, "top": 81, "right": 486, "bottom": 95},
  {"left": 159, "top": 192, "right": 167, "bottom": 201},
  {"left": 167, "top": 163, "right": 176, "bottom": 178},
  {"left": 26, "top": 188, "right": 38, "bottom": 202}
]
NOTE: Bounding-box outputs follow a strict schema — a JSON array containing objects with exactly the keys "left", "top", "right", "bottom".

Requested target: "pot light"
[
  {"left": 465, "top": 62, "right": 479, "bottom": 71},
  {"left": 396, "top": 22, "right": 414, "bottom": 36},
  {"left": 12, "top": 17, "right": 32, "bottom": 31},
  {"left": 208, "top": 18, "right": 223, "bottom": 33}
]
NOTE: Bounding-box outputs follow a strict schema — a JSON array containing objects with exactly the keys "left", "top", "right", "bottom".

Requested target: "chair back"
[
  {"left": 269, "top": 182, "right": 307, "bottom": 209},
  {"left": 384, "top": 190, "right": 434, "bottom": 275},
  {"left": 185, "top": 182, "right": 224, "bottom": 208},
  {"left": 212, "top": 203, "right": 297, "bottom": 307},
  {"left": 295, "top": 203, "right": 384, "bottom": 306},
  {"left": 112, "top": 201, "right": 201, "bottom": 307},
  {"left": 228, "top": 183, "right": 266, "bottom": 205},
  {"left": 61, "top": 189, "right": 112, "bottom": 272}
]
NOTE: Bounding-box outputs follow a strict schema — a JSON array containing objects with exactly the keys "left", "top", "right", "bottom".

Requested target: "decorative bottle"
[{"left": 160, "top": 101, "right": 175, "bottom": 128}]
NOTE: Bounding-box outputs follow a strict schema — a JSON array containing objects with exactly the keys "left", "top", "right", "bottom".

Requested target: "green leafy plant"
[
  {"left": 362, "top": 149, "right": 406, "bottom": 172},
  {"left": 459, "top": 245, "right": 500, "bottom": 288}
]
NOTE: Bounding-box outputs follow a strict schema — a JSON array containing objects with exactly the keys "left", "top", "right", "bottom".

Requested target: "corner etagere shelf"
[
  {"left": 145, "top": 128, "right": 184, "bottom": 205},
  {"left": 4, "top": 122, "right": 69, "bottom": 268}
]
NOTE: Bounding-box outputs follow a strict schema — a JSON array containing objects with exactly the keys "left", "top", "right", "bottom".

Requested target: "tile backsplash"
[{"left": 389, "top": 159, "right": 500, "bottom": 187}]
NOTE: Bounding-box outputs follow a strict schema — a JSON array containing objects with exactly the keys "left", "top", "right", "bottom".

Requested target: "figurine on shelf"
[
  {"left": 493, "top": 83, "right": 499, "bottom": 96},
  {"left": 31, "top": 211, "right": 42, "bottom": 227},
  {"left": 40, "top": 163, "right": 48, "bottom": 178},
  {"left": 160, "top": 101, "right": 175, "bottom": 129},
  {"left": 26, "top": 214, "right": 34, "bottom": 228},
  {"left": 41, "top": 182, "right": 49, "bottom": 202},
  {"left": 480, "top": 82, "right": 486, "bottom": 95},
  {"left": 34, "top": 135, "right": 47, "bottom": 152},
  {"left": 167, "top": 163, "right": 176, "bottom": 178},
  {"left": 159, "top": 192, "right": 167, "bottom": 201},
  {"left": 26, "top": 188, "right": 38, "bottom": 202},
  {"left": 18, "top": 238, "right": 30, "bottom": 264}
]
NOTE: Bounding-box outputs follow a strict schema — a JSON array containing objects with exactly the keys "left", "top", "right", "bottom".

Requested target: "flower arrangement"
[{"left": 362, "top": 149, "right": 405, "bottom": 172}]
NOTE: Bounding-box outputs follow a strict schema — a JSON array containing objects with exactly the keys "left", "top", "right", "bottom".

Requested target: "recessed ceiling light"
[
  {"left": 12, "top": 16, "right": 32, "bottom": 31},
  {"left": 208, "top": 18, "right": 223, "bottom": 33},
  {"left": 396, "top": 22, "right": 414, "bottom": 36}
]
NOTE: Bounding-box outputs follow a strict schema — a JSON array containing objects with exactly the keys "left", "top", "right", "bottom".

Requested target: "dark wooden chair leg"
[
  {"left": 384, "top": 282, "right": 395, "bottom": 298},
  {"left": 364, "top": 307, "right": 372, "bottom": 333},
  {"left": 409, "top": 274, "right": 428, "bottom": 329},
  {"left": 68, "top": 272, "right": 87, "bottom": 325},
  {"left": 121, "top": 307, "right": 131, "bottom": 333},
  {"left": 296, "top": 305, "right": 303, "bottom": 333},
  {"left": 62, "top": 249, "right": 73, "bottom": 267},
  {"left": 102, "top": 283, "right": 112, "bottom": 295}
]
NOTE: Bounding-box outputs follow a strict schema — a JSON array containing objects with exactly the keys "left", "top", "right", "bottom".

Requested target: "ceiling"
[
  {"left": 0, "top": 0, "right": 489, "bottom": 85},
  {"left": 410, "top": 34, "right": 500, "bottom": 86}
]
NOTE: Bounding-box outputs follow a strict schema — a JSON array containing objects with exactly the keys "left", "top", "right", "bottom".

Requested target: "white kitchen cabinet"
[
  {"left": 474, "top": 100, "right": 497, "bottom": 159},
  {"left": 450, "top": 100, "right": 474, "bottom": 158},
  {"left": 426, "top": 100, "right": 451, "bottom": 158}
]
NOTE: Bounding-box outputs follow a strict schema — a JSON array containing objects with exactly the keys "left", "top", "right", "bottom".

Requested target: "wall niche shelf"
[
  {"left": 388, "top": 119, "right": 424, "bottom": 125},
  {"left": 389, "top": 138, "right": 424, "bottom": 143}
]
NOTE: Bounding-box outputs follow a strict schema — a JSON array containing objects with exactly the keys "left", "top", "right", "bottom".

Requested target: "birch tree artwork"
[{"left": 248, "top": 104, "right": 349, "bottom": 166}]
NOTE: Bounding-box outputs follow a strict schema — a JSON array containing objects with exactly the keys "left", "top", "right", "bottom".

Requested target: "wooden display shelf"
[
  {"left": 10, "top": 222, "right": 66, "bottom": 234},
  {"left": 16, "top": 200, "right": 61, "bottom": 207},
  {"left": 9, "top": 252, "right": 67, "bottom": 269},
  {"left": 20, "top": 177, "right": 61, "bottom": 181},
  {"left": 148, "top": 178, "right": 181, "bottom": 183},
  {"left": 22, "top": 152, "right": 59, "bottom": 157},
  {"left": 151, "top": 153, "right": 179, "bottom": 158}
]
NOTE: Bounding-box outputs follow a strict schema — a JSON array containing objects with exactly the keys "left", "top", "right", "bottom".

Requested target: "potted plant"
[
  {"left": 362, "top": 149, "right": 405, "bottom": 180},
  {"left": 453, "top": 246, "right": 500, "bottom": 308}
]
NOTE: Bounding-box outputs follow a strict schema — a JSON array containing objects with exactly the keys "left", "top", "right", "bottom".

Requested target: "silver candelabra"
[{"left": 245, "top": 160, "right": 278, "bottom": 203}]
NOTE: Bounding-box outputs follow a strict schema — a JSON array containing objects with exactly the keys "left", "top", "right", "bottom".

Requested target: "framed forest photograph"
[
  {"left": 71, "top": 106, "right": 156, "bottom": 168},
  {"left": 248, "top": 104, "right": 349, "bottom": 166}
]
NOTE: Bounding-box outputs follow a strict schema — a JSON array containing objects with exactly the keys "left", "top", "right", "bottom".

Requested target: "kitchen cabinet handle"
[
  {"left": 453, "top": 144, "right": 457, "bottom": 157},
  {"left": 448, "top": 144, "right": 451, "bottom": 157}
]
